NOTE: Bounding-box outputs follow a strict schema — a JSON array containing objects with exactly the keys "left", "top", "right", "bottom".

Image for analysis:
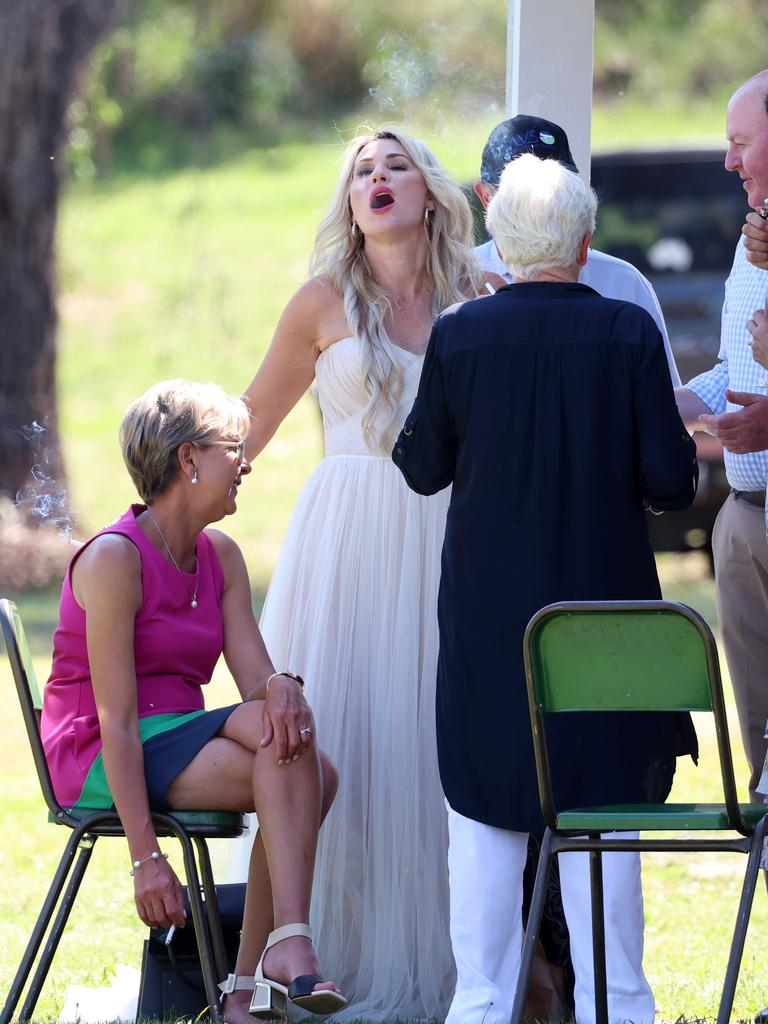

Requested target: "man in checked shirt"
[{"left": 676, "top": 69, "right": 768, "bottom": 810}]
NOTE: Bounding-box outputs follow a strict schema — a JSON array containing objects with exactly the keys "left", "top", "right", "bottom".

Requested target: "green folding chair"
[
  {"left": 0, "top": 598, "right": 246, "bottom": 1024},
  {"left": 511, "top": 600, "right": 767, "bottom": 1024}
]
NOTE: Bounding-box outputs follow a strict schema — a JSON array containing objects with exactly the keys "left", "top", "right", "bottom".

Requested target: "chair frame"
[
  {"left": 0, "top": 598, "right": 245, "bottom": 1024},
  {"left": 510, "top": 600, "right": 767, "bottom": 1024}
]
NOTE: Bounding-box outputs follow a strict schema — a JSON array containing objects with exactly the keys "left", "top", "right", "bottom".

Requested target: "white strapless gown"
[{"left": 229, "top": 336, "right": 454, "bottom": 1021}]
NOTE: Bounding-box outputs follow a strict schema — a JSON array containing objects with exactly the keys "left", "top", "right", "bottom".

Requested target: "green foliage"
[
  {"left": 64, "top": 0, "right": 761, "bottom": 177},
  {"left": 593, "top": 0, "right": 766, "bottom": 103},
  {"left": 66, "top": 0, "right": 508, "bottom": 175},
  {"left": 66, "top": 0, "right": 762, "bottom": 177}
]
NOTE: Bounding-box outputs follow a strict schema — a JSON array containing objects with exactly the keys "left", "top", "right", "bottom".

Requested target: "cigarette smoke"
[
  {"left": 15, "top": 420, "right": 74, "bottom": 540},
  {"left": 366, "top": 27, "right": 500, "bottom": 135}
]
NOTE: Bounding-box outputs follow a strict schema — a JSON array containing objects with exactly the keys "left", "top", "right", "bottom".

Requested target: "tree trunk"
[{"left": 0, "top": 0, "right": 120, "bottom": 519}]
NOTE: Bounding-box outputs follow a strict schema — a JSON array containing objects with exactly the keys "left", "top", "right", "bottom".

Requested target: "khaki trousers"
[{"left": 712, "top": 492, "right": 768, "bottom": 802}]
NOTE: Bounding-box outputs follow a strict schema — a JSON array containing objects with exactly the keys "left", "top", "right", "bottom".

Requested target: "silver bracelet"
[
  {"left": 266, "top": 670, "right": 305, "bottom": 692},
  {"left": 130, "top": 850, "right": 168, "bottom": 876}
]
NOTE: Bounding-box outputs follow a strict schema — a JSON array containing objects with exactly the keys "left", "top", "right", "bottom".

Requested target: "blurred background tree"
[{"left": 0, "top": 0, "right": 118, "bottom": 549}]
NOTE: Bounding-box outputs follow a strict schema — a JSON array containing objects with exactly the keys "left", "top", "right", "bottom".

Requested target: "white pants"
[{"left": 445, "top": 806, "right": 655, "bottom": 1024}]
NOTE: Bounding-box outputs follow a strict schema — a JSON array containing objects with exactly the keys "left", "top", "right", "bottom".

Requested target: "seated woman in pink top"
[{"left": 41, "top": 379, "right": 346, "bottom": 1024}]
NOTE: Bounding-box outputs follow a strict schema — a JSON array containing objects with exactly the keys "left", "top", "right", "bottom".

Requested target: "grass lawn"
[
  {"left": 3, "top": 103, "right": 764, "bottom": 1022},
  {"left": 3, "top": 559, "right": 767, "bottom": 1021}
]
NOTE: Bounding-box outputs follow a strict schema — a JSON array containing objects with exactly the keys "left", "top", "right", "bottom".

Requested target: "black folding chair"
[
  {"left": 511, "top": 600, "right": 767, "bottom": 1024},
  {"left": 0, "top": 598, "right": 246, "bottom": 1024}
]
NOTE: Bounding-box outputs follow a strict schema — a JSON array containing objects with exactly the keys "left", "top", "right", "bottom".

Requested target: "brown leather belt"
[{"left": 732, "top": 489, "right": 766, "bottom": 507}]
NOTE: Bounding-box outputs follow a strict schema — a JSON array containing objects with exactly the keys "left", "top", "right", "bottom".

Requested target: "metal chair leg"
[
  {"left": 589, "top": 844, "right": 608, "bottom": 1024},
  {"left": 1, "top": 828, "right": 95, "bottom": 1024},
  {"left": 193, "top": 835, "right": 229, "bottom": 983},
  {"left": 162, "top": 819, "right": 223, "bottom": 1024},
  {"left": 510, "top": 827, "right": 555, "bottom": 1024},
  {"left": 716, "top": 815, "right": 768, "bottom": 1024}
]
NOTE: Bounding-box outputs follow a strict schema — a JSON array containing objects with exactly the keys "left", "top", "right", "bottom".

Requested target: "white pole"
[{"left": 506, "top": 0, "right": 595, "bottom": 181}]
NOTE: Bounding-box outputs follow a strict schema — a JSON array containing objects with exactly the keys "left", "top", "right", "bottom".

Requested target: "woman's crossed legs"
[{"left": 167, "top": 699, "right": 339, "bottom": 1024}]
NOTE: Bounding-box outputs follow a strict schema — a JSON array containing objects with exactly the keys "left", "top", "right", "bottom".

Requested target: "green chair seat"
[
  {"left": 50, "top": 807, "right": 245, "bottom": 830},
  {"left": 557, "top": 802, "right": 767, "bottom": 832}
]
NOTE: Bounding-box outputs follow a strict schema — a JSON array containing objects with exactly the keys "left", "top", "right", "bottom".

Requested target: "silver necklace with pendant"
[{"left": 144, "top": 509, "right": 200, "bottom": 608}]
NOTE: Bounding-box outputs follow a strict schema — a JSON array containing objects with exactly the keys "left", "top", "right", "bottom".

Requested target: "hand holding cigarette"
[{"left": 742, "top": 203, "right": 768, "bottom": 269}]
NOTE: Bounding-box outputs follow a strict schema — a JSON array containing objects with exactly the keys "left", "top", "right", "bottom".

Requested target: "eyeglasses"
[{"left": 203, "top": 439, "right": 246, "bottom": 462}]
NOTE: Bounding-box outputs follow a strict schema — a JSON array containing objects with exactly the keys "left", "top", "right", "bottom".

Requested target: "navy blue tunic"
[{"left": 393, "top": 282, "right": 699, "bottom": 833}]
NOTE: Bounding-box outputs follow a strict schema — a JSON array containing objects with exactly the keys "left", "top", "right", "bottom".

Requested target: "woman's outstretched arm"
[{"left": 244, "top": 278, "right": 341, "bottom": 459}]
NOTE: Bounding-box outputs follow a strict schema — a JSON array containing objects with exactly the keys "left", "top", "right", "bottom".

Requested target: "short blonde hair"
[
  {"left": 485, "top": 153, "right": 597, "bottom": 281},
  {"left": 120, "top": 380, "right": 250, "bottom": 503}
]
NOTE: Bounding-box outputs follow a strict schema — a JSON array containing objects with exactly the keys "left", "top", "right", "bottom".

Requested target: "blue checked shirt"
[{"left": 687, "top": 238, "right": 768, "bottom": 491}]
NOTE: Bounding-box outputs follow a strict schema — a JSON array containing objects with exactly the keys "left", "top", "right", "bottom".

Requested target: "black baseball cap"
[{"left": 480, "top": 114, "right": 579, "bottom": 185}]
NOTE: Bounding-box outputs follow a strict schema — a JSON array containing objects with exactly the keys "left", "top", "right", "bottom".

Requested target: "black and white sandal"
[{"left": 249, "top": 923, "right": 347, "bottom": 1019}]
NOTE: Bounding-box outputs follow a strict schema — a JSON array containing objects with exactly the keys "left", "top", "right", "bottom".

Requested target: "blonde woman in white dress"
[{"left": 230, "top": 129, "right": 495, "bottom": 1021}]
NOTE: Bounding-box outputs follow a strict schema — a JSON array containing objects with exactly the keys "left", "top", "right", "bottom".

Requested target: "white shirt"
[
  {"left": 687, "top": 238, "right": 768, "bottom": 490},
  {"left": 474, "top": 238, "right": 681, "bottom": 387}
]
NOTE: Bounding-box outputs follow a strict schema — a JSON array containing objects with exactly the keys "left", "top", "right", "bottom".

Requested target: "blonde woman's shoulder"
[{"left": 295, "top": 275, "right": 350, "bottom": 353}]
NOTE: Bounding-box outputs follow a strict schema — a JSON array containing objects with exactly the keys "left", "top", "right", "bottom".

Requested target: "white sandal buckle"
[{"left": 218, "top": 972, "right": 255, "bottom": 994}]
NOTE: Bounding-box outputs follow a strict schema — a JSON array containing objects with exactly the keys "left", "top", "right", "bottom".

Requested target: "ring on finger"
[{"left": 300, "top": 727, "right": 312, "bottom": 736}]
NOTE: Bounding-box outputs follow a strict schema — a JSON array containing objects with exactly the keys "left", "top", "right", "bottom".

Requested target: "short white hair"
[{"left": 485, "top": 153, "right": 597, "bottom": 281}]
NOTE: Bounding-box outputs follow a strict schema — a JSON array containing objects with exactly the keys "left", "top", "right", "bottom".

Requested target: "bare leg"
[
  {"left": 234, "top": 752, "right": 338, "bottom": 975},
  {"left": 166, "top": 704, "right": 340, "bottom": 1024}
]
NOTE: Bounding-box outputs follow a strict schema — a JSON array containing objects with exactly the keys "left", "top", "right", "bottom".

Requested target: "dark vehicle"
[{"left": 590, "top": 148, "right": 747, "bottom": 562}]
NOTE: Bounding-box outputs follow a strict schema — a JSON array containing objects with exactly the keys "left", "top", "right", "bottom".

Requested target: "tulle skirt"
[{"left": 229, "top": 454, "right": 454, "bottom": 1021}]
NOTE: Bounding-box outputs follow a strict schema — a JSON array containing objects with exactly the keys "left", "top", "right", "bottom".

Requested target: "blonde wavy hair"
[{"left": 310, "top": 129, "right": 483, "bottom": 452}]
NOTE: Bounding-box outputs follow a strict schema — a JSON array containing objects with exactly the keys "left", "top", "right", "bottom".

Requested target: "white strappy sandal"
[
  {"left": 248, "top": 923, "right": 348, "bottom": 1020},
  {"left": 218, "top": 973, "right": 255, "bottom": 1021}
]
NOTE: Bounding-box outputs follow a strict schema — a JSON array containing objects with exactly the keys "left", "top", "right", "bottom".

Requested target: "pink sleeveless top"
[{"left": 41, "top": 505, "right": 226, "bottom": 806}]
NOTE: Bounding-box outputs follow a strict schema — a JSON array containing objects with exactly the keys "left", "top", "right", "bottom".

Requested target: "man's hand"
[
  {"left": 741, "top": 211, "right": 768, "bottom": 270},
  {"left": 698, "top": 388, "right": 768, "bottom": 453},
  {"left": 746, "top": 305, "right": 768, "bottom": 370}
]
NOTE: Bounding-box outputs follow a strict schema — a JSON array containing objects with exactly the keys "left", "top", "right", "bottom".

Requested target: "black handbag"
[{"left": 137, "top": 882, "right": 245, "bottom": 1019}]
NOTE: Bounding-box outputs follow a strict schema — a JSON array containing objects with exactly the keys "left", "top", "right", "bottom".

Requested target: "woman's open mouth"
[{"left": 370, "top": 189, "right": 395, "bottom": 210}]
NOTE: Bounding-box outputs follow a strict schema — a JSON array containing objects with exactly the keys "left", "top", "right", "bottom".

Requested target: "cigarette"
[
  {"left": 164, "top": 924, "right": 176, "bottom": 946},
  {"left": 485, "top": 282, "right": 496, "bottom": 295}
]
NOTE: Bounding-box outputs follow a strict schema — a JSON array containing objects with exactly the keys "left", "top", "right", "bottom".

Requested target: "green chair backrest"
[
  {"left": 523, "top": 600, "right": 745, "bottom": 832},
  {"left": 526, "top": 602, "right": 716, "bottom": 713}
]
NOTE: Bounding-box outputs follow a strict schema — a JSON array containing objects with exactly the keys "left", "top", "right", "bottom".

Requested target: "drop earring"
[{"left": 191, "top": 469, "right": 198, "bottom": 485}]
